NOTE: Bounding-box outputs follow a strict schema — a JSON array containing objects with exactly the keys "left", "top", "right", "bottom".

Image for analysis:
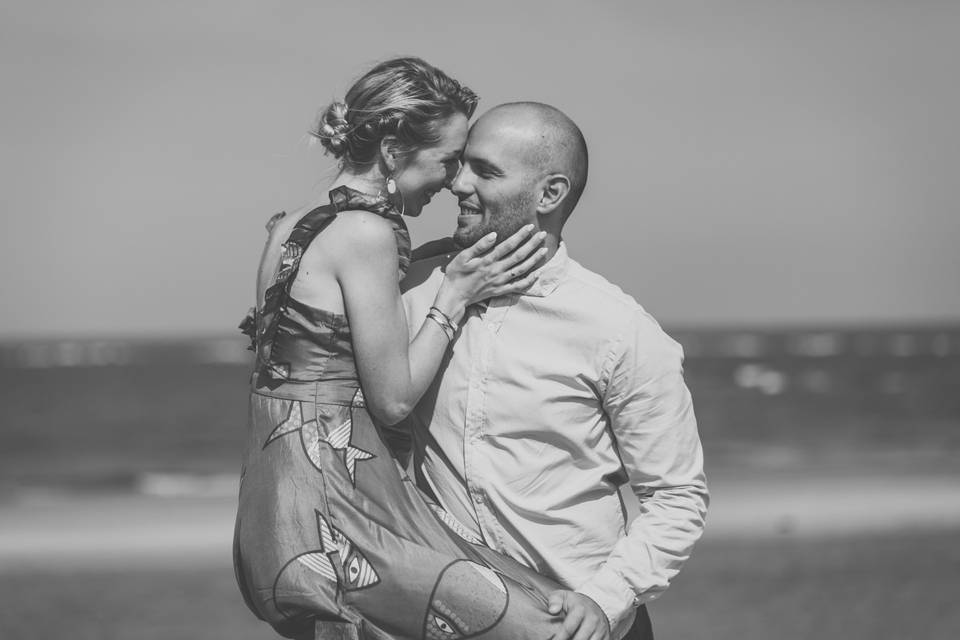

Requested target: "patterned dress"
[{"left": 233, "top": 186, "right": 563, "bottom": 640}]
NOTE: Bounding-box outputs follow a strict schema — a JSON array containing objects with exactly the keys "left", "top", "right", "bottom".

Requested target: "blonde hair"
[{"left": 312, "top": 57, "right": 478, "bottom": 169}]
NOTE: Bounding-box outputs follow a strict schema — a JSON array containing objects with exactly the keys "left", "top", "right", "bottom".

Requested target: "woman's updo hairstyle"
[{"left": 312, "top": 57, "right": 478, "bottom": 169}]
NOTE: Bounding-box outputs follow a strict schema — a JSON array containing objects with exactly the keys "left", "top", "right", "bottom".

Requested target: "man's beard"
[{"left": 452, "top": 192, "right": 535, "bottom": 249}]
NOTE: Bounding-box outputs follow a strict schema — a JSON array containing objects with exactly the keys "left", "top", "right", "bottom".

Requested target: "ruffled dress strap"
[
  {"left": 239, "top": 186, "right": 410, "bottom": 380},
  {"left": 329, "top": 186, "right": 411, "bottom": 276}
]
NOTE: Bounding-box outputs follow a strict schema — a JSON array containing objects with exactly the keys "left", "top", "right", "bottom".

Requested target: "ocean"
[{"left": 1, "top": 325, "right": 958, "bottom": 496}]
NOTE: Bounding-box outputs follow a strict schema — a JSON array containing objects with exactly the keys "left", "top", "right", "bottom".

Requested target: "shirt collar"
[{"left": 521, "top": 241, "right": 569, "bottom": 298}]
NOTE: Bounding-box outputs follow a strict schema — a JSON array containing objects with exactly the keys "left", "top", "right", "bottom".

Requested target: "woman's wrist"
[
  {"left": 425, "top": 307, "right": 458, "bottom": 341},
  {"left": 432, "top": 282, "right": 466, "bottom": 325}
]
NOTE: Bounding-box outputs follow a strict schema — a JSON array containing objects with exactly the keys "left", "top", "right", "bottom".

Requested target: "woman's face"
[{"left": 393, "top": 113, "right": 468, "bottom": 217}]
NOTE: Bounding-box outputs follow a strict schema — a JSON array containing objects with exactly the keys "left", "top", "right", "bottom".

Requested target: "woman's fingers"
[
  {"left": 489, "top": 270, "right": 539, "bottom": 297},
  {"left": 485, "top": 224, "right": 538, "bottom": 261},
  {"left": 501, "top": 247, "right": 547, "bottom": 283},
  {"left": 445, "top": 225, "right": 550, "bottom": 304},
  {"left": 457, "top": 232, "right": 498, "bottom": 261},
  {"left": 501, "top": 229, "right": 547, "bottom": 269}
]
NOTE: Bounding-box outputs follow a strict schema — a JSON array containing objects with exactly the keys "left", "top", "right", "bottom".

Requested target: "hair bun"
[
  {"left": 308, "top": 58, "right": 478, "bottom": 168},
  {"left": 314, "top": 100, "right": 351, "bottom": 157}
]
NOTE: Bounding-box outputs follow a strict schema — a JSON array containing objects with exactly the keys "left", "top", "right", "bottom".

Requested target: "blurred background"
[{"left": 1, "top": 1, "right": 958, "bottom": 638}]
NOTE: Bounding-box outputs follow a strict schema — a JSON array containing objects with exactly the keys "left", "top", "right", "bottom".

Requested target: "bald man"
[{"left": 399, "top": 103, "right": 708, "bottom": 640}]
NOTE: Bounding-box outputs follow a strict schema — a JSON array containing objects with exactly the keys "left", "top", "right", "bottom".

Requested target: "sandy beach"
[{"left": 3, "top": 472, "right": 958, "bottom": 573}]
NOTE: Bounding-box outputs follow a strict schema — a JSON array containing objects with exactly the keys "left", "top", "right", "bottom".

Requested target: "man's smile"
[
  {"left": 457, "top": 204, "right": 482, "bottom": 227},
  {"left": 458, "top": 202, "right": 482, "bottom": 218}
]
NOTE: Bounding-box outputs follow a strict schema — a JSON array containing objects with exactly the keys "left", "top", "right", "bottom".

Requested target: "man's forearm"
[{"left": 575, "top": 481, "right": 708, "bottom": 631}]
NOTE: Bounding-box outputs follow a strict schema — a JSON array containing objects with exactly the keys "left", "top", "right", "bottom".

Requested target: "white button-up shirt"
[{"left": 401, "top": 243, "right": 708, "bottom": 638}]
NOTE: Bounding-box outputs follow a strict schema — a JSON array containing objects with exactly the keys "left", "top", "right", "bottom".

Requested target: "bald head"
[
  {"left": 450, "top": 102, "right": 589, "bottom": 250},
  {"left": 474, "top": 102, "right": 589, "bottom": 219}
]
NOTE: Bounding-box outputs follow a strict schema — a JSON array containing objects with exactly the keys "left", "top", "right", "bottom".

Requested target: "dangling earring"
[{"left": 385, "top": 174, "right": 405, "bottom": 215}]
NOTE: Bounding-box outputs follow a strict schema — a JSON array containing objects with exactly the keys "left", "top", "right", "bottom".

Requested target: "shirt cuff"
[{"left": 576, "top": 565, "right": 641, "bottom": 636}]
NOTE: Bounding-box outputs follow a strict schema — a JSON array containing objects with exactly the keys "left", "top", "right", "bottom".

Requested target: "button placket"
[
  {"left": 462, "top": 309, "right": 486, "bottom": 534},
  {"left": 467, "top": 299, "right": 515, "bottom": 550}
]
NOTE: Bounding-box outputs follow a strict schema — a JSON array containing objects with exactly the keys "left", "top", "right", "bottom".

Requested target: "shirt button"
[{"left": 473, "top": 493, "right": 485, "bottom": 504}]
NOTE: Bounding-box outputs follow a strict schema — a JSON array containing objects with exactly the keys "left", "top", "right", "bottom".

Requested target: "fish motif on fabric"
[
  {"left": 272, "top": 510, "right": 380, "bottom": 617},
  {"left": 291, "top": 549, "right": 338, "bottom": 582},
  {"left": 428, "top": 503, "right": 483, "bottom": 545},
  {"left": 423, "top": 561, "right": 509, "bottom": 639},
  {"left": 263, "top": 400, "right": 374, "bottom": 484},
  {"left": 317, "top": 511, "right": 380, "bottom": 591},
  {"left": 263, "top": 400, "right": 311, "bottom": 447},
  {"left": 318, "top": 417, "right": 375, "bottom": 485}
]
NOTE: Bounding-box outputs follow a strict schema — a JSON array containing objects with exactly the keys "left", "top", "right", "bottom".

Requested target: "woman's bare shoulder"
[
  {"left": 288, "top": 208, "right": 399, "bottom": 279},
  {"left": 325, "top": 209, "right": 398, "bottom": 253}
]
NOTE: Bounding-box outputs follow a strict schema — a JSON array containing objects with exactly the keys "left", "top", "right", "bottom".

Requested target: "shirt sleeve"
[{"left": 575, "top": 309, "right": 708, "bottom": 630}]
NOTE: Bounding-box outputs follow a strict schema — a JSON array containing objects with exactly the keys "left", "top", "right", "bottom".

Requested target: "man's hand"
[{"left": 547, "top": 590, "right": 611, "bottom": 640}]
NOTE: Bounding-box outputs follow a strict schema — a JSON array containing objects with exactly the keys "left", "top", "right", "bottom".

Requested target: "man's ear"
[
  {"left": 536, "top": 174, "right": 571, "bottom": 215},
  {"left": 379, "top": 135, "right": 402, "bottom": 173}
]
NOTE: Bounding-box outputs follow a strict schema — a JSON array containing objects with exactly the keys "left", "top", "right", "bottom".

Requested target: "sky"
[{"left": 1, "top": 0, "right": 958, "bottom": 337}]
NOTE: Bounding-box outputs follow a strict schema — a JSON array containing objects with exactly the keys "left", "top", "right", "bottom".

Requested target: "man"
[{"left": 400, "top": 102, "right": 708, "bottom": 640}]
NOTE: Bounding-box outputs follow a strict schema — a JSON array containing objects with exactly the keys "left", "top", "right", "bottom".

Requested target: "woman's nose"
[
  {"left": 448, "top": 166, "right": 469, "bottom": 194},
  {"left": 444, "top": 164, "right": 462, "bottom": 190}
]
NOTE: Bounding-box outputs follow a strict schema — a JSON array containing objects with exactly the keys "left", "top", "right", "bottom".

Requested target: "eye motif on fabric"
[
  {"left": 423, "top": 561, "right": 509, "bottom": 640},
  {"left": 316, "top": 511, "right": 380, "bottom": 591},
  {"left": 273, "top": 511, "right": 380, "bottom": 615},
  {"left": 264, "top": 401, "right": 375, "bottom": 484}
]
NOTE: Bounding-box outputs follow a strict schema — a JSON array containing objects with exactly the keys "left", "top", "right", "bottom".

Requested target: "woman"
[{"left": 234, "top": 58, "right": 566, "bottom": 640}]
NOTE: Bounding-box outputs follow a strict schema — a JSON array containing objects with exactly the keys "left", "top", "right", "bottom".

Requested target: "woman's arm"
[{"left": 333, "top": 212, "right": 543, "bottom": 424}]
